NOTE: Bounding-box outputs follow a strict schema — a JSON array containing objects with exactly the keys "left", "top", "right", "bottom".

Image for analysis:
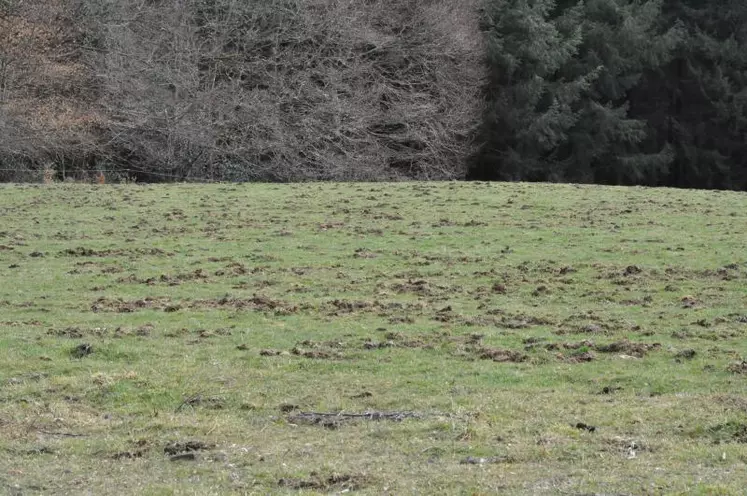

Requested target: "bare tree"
[{"left": 2, "top": 0, "right": 485, "bottom": 182}]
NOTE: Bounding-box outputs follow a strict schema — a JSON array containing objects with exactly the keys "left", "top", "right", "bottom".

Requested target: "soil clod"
[
  {"left": 164, "top": 440, "right": 213, "bottom": 455},
  {"left": 71, "top": 343, "right": 93, "bottom": 358},
  {"left": 574, "top": 422, "right": 597, "bottom": 432}
]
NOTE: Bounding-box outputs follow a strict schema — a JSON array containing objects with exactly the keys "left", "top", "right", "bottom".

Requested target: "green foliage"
[
  {"left": 476, "top": 0, "right": 591, "bottom": 180},
  {"left": 473, "top": 0, "right": 747, "bottom": 190},
  {"left": 642, "top": 0, "right": 747, "bottom": 189}
]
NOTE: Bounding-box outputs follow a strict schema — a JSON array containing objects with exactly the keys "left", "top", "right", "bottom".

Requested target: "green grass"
[{"left": 0, "top": 181, "right": 746, "bottom": 495}]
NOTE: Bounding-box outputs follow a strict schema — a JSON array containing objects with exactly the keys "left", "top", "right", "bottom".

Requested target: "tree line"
[
  {"left": 1, "top": 0, "right": 745, "bottom": 190},
  {"left": 470, "top": 0, "right": 747, "bottom": 190}
]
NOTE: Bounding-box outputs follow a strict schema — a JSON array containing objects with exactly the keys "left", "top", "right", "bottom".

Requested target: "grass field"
[{"left": 0, "top": 181, "right": 746, "bottom": 495}]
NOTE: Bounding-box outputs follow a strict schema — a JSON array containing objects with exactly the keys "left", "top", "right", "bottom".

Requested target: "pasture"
[{"left": 0, "top": 182, "right": 746, "bottom": 494}]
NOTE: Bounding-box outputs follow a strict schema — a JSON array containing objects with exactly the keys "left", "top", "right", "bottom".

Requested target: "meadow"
[{"left": 0, "top": 181, "right": 745, "bottom": 495}]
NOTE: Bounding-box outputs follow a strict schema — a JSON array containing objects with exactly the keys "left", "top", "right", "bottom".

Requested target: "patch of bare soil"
[
  {"left": 545, "top": 339, "right": 660, "bottom": 359},
  {"left": 447, "top": 309, "right": 554, "bottom": 329},
  {"left": 192, "top": 295, "right": 300, "bottom": 315},
  {"left": 557, "top": 349, "right": 597, "bottom": 363},
  {"left": 278, "top": 473, "right": 371, "bottom": 491},
  {"left": 555, "top": 314, "right": 629, "bottom": 335},
  {"left": 259, "top": 349, "right": 288, "bottom": 356},
  {"left": 111, "top": 445, "right": 147, "bottom": 460},
  {"left": 195, "top": 328, "right": 233, "bottom": 338},
  {"left": 387, "top": 278, "right": 451, "bottom": 297},
  {"left": 60, "top": 247, "right": 171, "bottom": 257},
  {"left": 364, "top": 331, "right": 431, "bottom": 350},
  {"left": 286, "top": 411, "right": 421, "bottom": 429},
  {"left": 472, "top": 346, "right": 527, "bottom": 363},
  {"left": 290, "top": 340, "right": 345, "bottom": 359},
  {"left": 177, "top": 395, "right": 226, "bottom": 411},
  {"left": 91, "top": 296, "right": 175, "bottom": 313},
  {"left": 595, "top": 340, "right": 661, "bottom": 357},
  {"left": 544, "top": 340, "right": 595, "bottom": 351},
  {"left": 326, "top": 298, "right": 425, "bottom": 318},
  {"left": 213, "top": 262, "right": 262, "bottom": 276},
  {"left": 117, "top": 269, "right": 209, "bottom": 286},
  {"left": 48, "top": 326, "right": 104, "bottom": 338},
  {"left": 164, "top": 440, "right": 214, "bottom": 455},
  {"left": 90, "top": 295, "right": 301, "bottom": 314},
  {"left": 48, "top": 324, "right": 154, "bottom": 338},
  {"left": 366, "top": 330, "right": 477, "bottom": 351}
]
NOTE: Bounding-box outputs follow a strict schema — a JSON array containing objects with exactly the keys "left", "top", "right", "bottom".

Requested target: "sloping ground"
[
  {"left": 0, "top": 182, "right": 746, "bottom": 494},
  {"left": 0, "top": 0, "right": 484, "bottom": 181}
]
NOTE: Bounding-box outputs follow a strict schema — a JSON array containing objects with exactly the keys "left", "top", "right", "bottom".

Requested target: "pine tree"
[
  {"left": 558, "top": 0, "right": 681, "bottom": 184},
  {"left": 471, "top": 0, "right": 594, "bottom": 181},
  {"left": 635, "top": 0, "right": 747, "bottom": 189},
  {"left": 471, "top": 0, "right": 680, "bottom": 184}
]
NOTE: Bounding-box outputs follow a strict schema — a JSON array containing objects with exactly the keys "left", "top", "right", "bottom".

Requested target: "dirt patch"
[
  {"left": 545, "top": 339, "right": 659, "bottom": 359},
  {"left": 60, "top": 247, "right": 171, "bottom": 257},
  {"left": 48, "top": 324, "right": 153, "bottom": 338},
  {"left": 364, "top": 331, "right": 440, "bottom": 350},
  {"left": 623, "top": 265, "right": 642, "bottom": 276},
  {"left": 91, "top": 296, "right": 175, "bottom": 313},
  {"left": 454, "top": 311, "right": 554, "bottom": 329},
  {"left": 545, "top": 340, "right": 594, "bottom": 351},
  {"left": 48, "top": 326, "right": 103, "bottom": 338},
  {"left": 328, "top": 299, "right": 375, "bottom": 314},
  {"left": 727, "top": 361, "right": 747, "bottom": 374},
  {"left": 192, "top": 295, "right": 300, "bottom": 315},
  {"left": 326, "top": 298, "right": 425, "bottom": 318},
  {"left": 595, "top": 340, "right": 661, "bottom": 357},
  {"left": 176, "top": 395, "right": 226, "bottom": 411},
  {"left": 118, "top": 269, "right": 209, "bottom": 286},
  {"left": 563, "top": 350, "right": 596, "bottom": 363},
  {"left": 90, "top": 295, "right": 301, "bottom": 314},
  {"left": 574, "top": 422, "right": 597, "bottom": 433},
  {"left": 278, "top": 473, "right": 370, "bottom": 491},
  {"left": 163, "top": 440, "right": 214, "bottom": 455},
  {"left": 290, "top": 346, "right": 343, "bottom": 359},
  {"left": 259, "top": 349, "right": 288, "bottom": 356},
  {"left": 287, "top": 411, "right": 421, "bottom": 429},
  {"left": 389, "top": 279, "right": 443, "bottom": 296},
  {"left": 473, "top": 347, "right": 527, "bottom": 363},
  {"left": 111, "top": 450, "right": 145, "bottom": 460},
  {"left": 554, "top": 317, "right": 626, "bottom": 335},
  {"left": 196, "top": 328, "right": 233, "bottom": 338}
]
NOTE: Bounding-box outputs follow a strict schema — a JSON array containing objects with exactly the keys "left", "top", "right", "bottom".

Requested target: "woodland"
[{"left": 1, "top": 0, "right": 746, "bottom": 190}]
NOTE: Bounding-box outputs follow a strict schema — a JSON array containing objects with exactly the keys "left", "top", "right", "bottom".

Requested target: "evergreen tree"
[
  {"left": 471, "top": 0, "right": 680, "bottom": 184},
  {"left": 632, "top": 0, "right": 747, "bottom": 189},
  {"left": 471, "top": 0, "right": 594, "bottom": 181},
  {"left": 559, "top": 0, "right": 681, "bottom": 184}
]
